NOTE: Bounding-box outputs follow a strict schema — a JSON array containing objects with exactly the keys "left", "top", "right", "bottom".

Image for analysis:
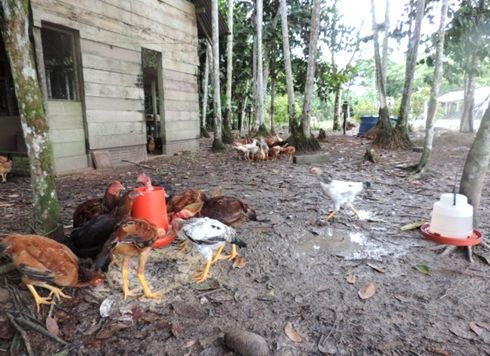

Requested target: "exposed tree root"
[
  {"left": 212, "top": 139, "right": 226, "bottom": 151},
  {"left": 286, "top": 132, "right": 320, "bottom": 152},
  {"left": 200, "top": 126, "right": 210, "bottom": 138}
]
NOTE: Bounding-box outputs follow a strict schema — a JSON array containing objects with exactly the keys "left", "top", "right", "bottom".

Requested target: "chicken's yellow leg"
[
  {"left": 210, "top": 244, "right": 225, "bottom": 264},
  {"left": 137, "top": 249, "right": 161, "bottom": 299},
  {"left": 35, "top": 282, "right": 72, "bottom": 301},
  {"left": 194, "top": 259, "right": 212, "bottom": 283},
  {"left": 325, "top": 210, "right": 337, "bottom": 221},
  {"left": 179, "top": 240, "right": 190, "bottom": 252},
  {"left": 222, "top": 244, "right": 239, "bottom": 261},
  {"left": 121, "top": 256, "right": 136, "bottom": 299},
  {"left": 26, "top": 284, "right": 52, "bottom": 313},
  {"left": 350, "top": 204, "right": 360, "bottom": 218}
]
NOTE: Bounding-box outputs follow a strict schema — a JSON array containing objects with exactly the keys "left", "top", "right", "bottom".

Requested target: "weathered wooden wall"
[{"left": 31, "top": 0, "right": 200, "bottom": 169}]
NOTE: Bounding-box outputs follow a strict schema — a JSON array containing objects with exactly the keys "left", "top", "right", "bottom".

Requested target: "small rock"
[
  {"left": 224, "top": 329, "right": 269, "bottom": 356},
  {"left": 0, "top": 288, "right": 11, "bottom": 303}
]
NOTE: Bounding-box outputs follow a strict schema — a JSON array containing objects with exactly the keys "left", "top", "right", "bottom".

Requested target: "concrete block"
[
  {"left": 91, "top": 150, "right": 113, "bottom": 169},
  {"left": 293, "top": 153, "right": 329, "bottom": 164}
]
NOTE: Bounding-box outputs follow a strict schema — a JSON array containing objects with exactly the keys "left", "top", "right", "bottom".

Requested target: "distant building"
[{"left": 437, "top": 87, "right": 490, "bottom": 120}]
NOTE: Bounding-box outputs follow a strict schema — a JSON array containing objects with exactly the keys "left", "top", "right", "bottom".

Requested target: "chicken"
[
  {"left": 176, "top": 196, "right": 256, "bottom": 260},
  {"left": 147, "top": 136, "right": 156, "bottom": 154},
  {"left": 265, "top": 133, "right": 283, "bottom": 148},
  {"left": 0, "top": 234, "right": 103, "bottom": 312},
  {"left": 166, "top": 188, "right": 207, "bottom": 217},
  {"left": 136, "top": 173, "right": 174, "bottom": 201},
  {"left": 233, "top": 139, "right": 259, "bottom": 161},
  {"left": 256, "top": 137, "right": 269, "bottom": 161},
  {"left": 268, "top": 145, "right": 283, "bottom": 160},
  {"left": 310, "top": 167, "right": 370, "bottom": 220},
  {"left": 73, "top": 180, "right": 125, "bottom": 228},
  {"left": 171, "top": 217, "right": 246, "bottom": 282},
  {"left": 95, "top": 219, "right": 165, "bottom": 299},
  {"left": 281, "top": 145, "right": 296, "bottom": 161},
  {"left": 69, "top": 189, "right": 143, "bottom": 260},
  {"left": 0, "top": 155, "right": 13, "bottom": 183}
]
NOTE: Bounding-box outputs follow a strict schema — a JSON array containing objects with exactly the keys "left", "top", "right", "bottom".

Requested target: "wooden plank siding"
[{"left": 30, "top": 0, "right": 200, "bottom": 165}]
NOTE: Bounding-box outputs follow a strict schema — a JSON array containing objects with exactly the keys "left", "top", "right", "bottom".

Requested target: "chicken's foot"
[
  {"left": 179, "top": 240, "right": 190, "bottom": 253},
  {"left": 350, "top": 204, "right": 360, "bottom": 218},
  {"left": 121, "top": 257, "right": 136, "bottom": 299},
  {"left": 325, "top": 210, "right": 337, "bottom": 221},
  {"left": 194, "top": 260, "right": 212, "bottom": 283},
  {"left": 36, "top": 282, "right": 71, "bottom": 301},
  {"left": 26, "top": 284, "right": 52, "bottom": 313},
  {"left": 221, "top": 244, "right": 239, "bottom": 261}
]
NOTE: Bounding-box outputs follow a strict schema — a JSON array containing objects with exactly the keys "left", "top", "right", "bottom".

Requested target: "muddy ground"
[{"left": 0, "top": 127, "right": 489, "bottom": 355}]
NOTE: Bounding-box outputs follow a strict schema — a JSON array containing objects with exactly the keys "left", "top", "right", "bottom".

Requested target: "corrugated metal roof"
[{"left": 193, "top": 0, "right": 230, "bottom": 41}]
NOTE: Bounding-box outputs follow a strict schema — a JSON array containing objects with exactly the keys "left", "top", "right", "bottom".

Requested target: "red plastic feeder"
[
  {"left": 420, "top": 223, "right": 483, "bottom": 246},
  {"left": 131, "top": 186, "right": 175, "bottom": 248}
]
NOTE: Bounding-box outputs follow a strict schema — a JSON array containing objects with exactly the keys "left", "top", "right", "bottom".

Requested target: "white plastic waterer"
[{"left": 429, "top": 193, "right": 473, "bottom": 239}]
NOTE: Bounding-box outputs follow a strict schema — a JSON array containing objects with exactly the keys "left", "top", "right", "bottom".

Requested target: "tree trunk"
[
  {"left": 211, "top": 0, "right": 224, "bottom": 150},
  {"left": 300, "top": 0, "right": 321, "bottom": 138},
  {"left": 255, "top": 0, "right": 264, "bottom": 130},
  {"left": 221, "top": 0, "right": 234, "bottom": 143},
  {"left": 279, "top": 0, "right": 296, "bottom": 133},
  {"left": 0, "top": 0, "right": 63, "bottom": 238},
  {"left": 270, "top": 62, "right": 276, "bottom": 134},
  {"left": 201, "top": 41, "right": 211, "bottom": 138},
  {"left": 332, "top": 85, "right": 341, "bottom": 131},
  {"left": 460, "top": 101, "right": 490, "bottom": 228},
  {"left": 460, "top": 63, "right": 476, "bottom": 133},
  {"left": 381, "top": 0, "right": 389, "bottom": 90},
  {"left": 416, "top": 0, "right": 448, "bottom": 174},
  {"left": 396, "top": 0, "right": 425, "bottom": 144}
]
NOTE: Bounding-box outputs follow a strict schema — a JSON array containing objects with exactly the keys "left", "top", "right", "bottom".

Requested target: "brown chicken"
[
  {"left": 1, "top": 234, "right": 104, "bottom": 312},
  {"left": 166, "top": 189, "right": 207, "bottom": 221},
  {"left": 0, "top": 155, "right": 13, "bottom": 183},
  {"left": 95, "top": 219, "right": 165, "bottom": 299},
  {"left": 69, "top": 189, "right": 143, "bottom": 260},
  {"left": 176, "top": 195, "right": 256, "bottom": 260},
  {"left": 73, "top": 180, "right": 125, "bottom": 228}
]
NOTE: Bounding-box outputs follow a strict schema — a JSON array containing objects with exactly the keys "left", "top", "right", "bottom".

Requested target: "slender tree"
[
  {"left": 255, "top": 0, "right": 265, "bottom": 133},
  {"left": 211, "top": 0, "right": 224, "bottom": 150},
  {"left": 396, "top": 0, "right": 425, "bottom": 144},
  {"left": 415, "top": 0, "right": 449, "bottom": 175},
  {"left": 460, "top": 101, "right": 490, "bottom": 228},
  {"left": 279, "top": 0, "right": 296, "bottom": 133},
  {"left": 222, "top": 0, "right": 234, "bottom": 143},
  {"left": 201, "top": 41, "right": 211, "bottom": 138},
  {"left": 0, "top": 0, "right": 63, "bottom": 238}
]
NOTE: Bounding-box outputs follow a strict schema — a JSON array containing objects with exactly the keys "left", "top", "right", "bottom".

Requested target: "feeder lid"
[{"left": 420, "top": 223, "right": 482, "bottom": 246}]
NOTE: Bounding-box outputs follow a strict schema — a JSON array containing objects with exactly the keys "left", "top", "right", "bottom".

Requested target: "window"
[
  {"left": 41, "top": 26, "right": 79, "bottom": 100},
  {"left": 0, "top": 34, "right": 18, "bottom": 116}
]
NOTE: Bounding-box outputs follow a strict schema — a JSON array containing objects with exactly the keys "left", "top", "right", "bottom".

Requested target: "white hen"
[
  {"left": 172, "top": 217, "right": 246, "bottom": 282},
  {"left": 310, "top": 167, "right": 370, "bottom": 220}
]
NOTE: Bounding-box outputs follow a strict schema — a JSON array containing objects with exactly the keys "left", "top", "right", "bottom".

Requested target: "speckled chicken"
[
  {"left": 1, "top": 234, "right": 104, "bottom": 312},
  {"left": 95, "top": 219, "right": 165, "bottom": 299},
  {"left": 171, "top": 217, "right": 246, "bottom": 282},
  {"left": 72, "top": 180, "right": 125, "bottom": 228}
]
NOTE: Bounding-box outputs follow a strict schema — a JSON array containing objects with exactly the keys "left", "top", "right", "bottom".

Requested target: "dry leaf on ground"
[
  {"left": 284, "top": 322, "right": 303, "bottom": 343},
  {"left": 345, "top": 271, "right": 356, "bottom": 284},
  {"left": 46, "top": 315, "right": 60, "bottom": 336},
  {"left": 358, "top": 283, "right": 376, "bottom": 300},
  {"left": 233, "top": 256, "right": 247, "bottom": 269}
]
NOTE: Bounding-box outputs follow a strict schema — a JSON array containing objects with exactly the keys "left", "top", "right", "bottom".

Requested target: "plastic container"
[
  {"left": 131, "top": 186, "right": 174, "bottom": 248},
  {"left": 358, "top": 115, "right": 398, "bottom": 135},
  {"left": 429, "top": 193, "right": 473, "bottom": 239}
]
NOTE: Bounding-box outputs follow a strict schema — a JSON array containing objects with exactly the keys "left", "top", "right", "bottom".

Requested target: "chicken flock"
[
  {"left": 233, "top": 134, "right": 296, "bottom": 161},
  {"left": 0, "top": 144, "right": 371, "bottom": 313}
]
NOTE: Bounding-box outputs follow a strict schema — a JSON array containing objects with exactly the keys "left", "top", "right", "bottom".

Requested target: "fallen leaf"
[
  {"left": 284, "top": 322, "right": 303, "bottom": 343},
  {"left": 358, "top": 282, "right": 376, "bottom": 300},
  {"left": 367, "top": 263, "right": 385, "bottom": 273},
  {"left": 469, "top": 322, "right": 484, "bottom": 337},
  {"left": 171, "top": 321, "right": 183, "bottom": 338},
  {"left": 95, "top": 323, "right": 128, "bottom": 340},
  {"left": 131, "top": 306, "right": 143, "bottom": 322},
  {"left": 415, "top": 264, "right": 431, "bottom": 275},
  {"left": 183, "top": 339, "right": 197, "bottom": 348},
  {"left": 394, "top": 294, "right": 409, "bottom": 303},
  {"left": 400, "top": 221, "right": 425, "bottom": 231},
  {"left": 233, "top": 256, "right": 247, "bottom": 269},
  {"left": 476, "top": 321, "right": 490, "bottom": 330},
  {"left": 46, "top": 314, "right": 60, "bottom": 336},
  {"left": 345, "top": 271, "right": 356, "bottom": 284},
  {"left": 426, "top": 347, "right": 450, "bottom": 356}
]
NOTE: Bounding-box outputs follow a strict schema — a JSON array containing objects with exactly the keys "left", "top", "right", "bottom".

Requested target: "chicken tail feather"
[{"left": 232, "top": 236, "right": 247, "bottom": 248}]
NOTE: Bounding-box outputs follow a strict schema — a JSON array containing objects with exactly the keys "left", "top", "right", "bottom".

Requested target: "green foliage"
[{"left": 351, "top": 98, "right": 379, "bottom": 122}]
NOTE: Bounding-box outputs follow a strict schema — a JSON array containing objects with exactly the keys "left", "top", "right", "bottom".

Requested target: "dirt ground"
[{"left": 0, "top": 127, "right": 489, "bottom": 355}]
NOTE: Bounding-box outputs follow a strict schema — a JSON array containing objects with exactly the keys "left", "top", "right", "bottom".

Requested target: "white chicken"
[
  {"left": 309, "top": 167, "right": 370, "bottom": 220},
  {"left": 171, "top": 216, "right": 246, "bottom": 282}
]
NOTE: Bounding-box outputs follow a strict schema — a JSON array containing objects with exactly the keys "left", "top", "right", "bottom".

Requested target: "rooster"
[
  {"left": 0, "top": 155, "right": 12, "bottom": 183},
  {"left": 95, "top": 219, "right": 165, "bottom": 299},
  {"left": 171, "top": 216, "right": 246, "bottom": 283},
  {"left": 69, "top": 189, "right": 143, "bottom": 260},
  {"left": 1, "top": 234, "right": 104, "bottom": 312},
  {"left": 73, "top": 180, "right": 126, "bottom": 228},
  {"left": 309, "top": 167, "right": 370, "bottom": 220}
]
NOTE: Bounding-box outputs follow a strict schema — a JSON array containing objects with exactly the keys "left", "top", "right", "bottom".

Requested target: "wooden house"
[{"left": 0, "top": 0, "right": 225, "bottom": 173}]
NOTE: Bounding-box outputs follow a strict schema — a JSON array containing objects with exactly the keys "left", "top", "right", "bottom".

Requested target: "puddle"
[{"left": 298, "top": 228, "right": 407, "bottom": 260}]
